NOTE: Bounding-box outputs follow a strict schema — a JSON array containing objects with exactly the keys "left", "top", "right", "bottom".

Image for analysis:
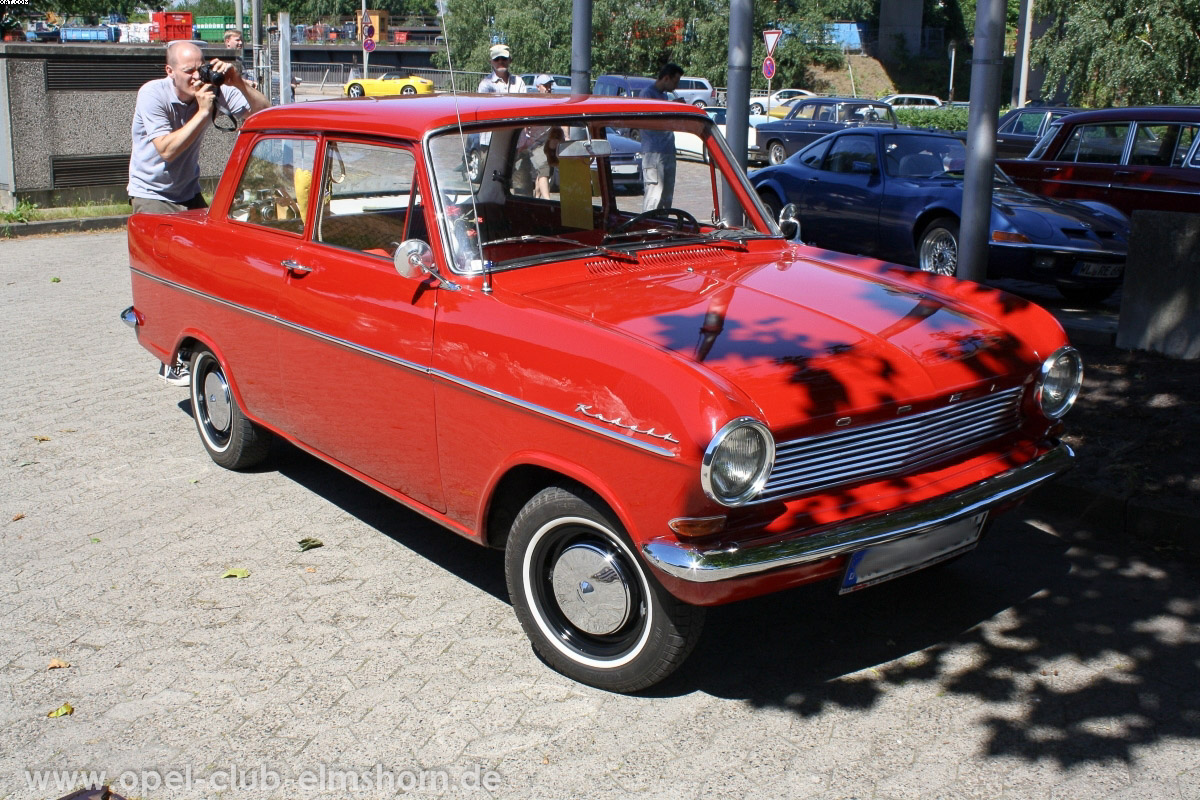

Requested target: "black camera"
[{"left": 195, "top": 63, "right": 225, "bottom": 86}]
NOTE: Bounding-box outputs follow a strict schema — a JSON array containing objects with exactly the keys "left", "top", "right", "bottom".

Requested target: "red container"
[{"left": 149, "top": 11, "right": 193, "bottom": 41}]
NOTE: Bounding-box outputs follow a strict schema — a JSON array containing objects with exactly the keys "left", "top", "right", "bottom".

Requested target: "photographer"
[{"left": 127, "top": 40, "right": 269, "bottom": 213}]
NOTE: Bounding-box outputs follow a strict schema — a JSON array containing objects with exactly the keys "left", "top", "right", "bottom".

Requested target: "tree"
[{"left": 1032, "top": 0, "right": 1200, "bottom": 106}]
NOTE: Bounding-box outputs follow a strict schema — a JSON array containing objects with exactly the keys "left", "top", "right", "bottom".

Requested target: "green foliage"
[
  {"left": 893, "top": 106, "right": 971, "bottom": 132},
  {"left": 1, "top": 200, "right": 38, "bottom": 224},
  {"left": 1032, "top": 0, "right": 1200, "bottom": 106},
  {"left": 432, "top": 0, "right": 846, "bottom": 89}
]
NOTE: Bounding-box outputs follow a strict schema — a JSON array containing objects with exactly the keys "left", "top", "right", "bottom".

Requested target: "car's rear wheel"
[
  {"left": 466, "top": 148, "right": 483, "bottom": 182},
  {"left": 189, "top": 347, "right": 271, "bottom": 470},
  {"left": 505, "top": 485, "right": 705, "bottom": 692},
  {"left": 401, "top": 85, "right": 417, "bottom": 95},
  {"left": 347, "top": 83, "right": 365, "bottom": 97},
  {"left": 692, "top": 99, "right": 707, "bottom": 108},
  {"left": 918, "top": 217, "right": 960, "bottom": 276},
  {"left": 1056, "top": 283, "right": 1116, "bottom": 305},
  {"left": 750, "top": 102, "right": 765, "bottom": 115},
  {"left": 768, "top": 141, "right": 788, "bottom": 166}
]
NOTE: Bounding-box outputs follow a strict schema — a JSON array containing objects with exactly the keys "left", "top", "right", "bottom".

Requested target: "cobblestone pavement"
[{"left": 2, "top": 232, "right": 1197, "bottom": 800}]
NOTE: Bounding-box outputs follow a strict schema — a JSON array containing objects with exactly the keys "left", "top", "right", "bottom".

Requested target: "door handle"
[{"left": 282, "top": 260, "right": 313, "bottom": 275}]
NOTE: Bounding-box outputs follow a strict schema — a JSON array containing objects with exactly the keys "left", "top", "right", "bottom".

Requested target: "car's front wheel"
[
  {"left": 401, "top": 85, "right": 417, "bottom": 95},
  {"left": 758, "top": 190, "right": 782, "bottom": 223},
  {"left": 505, "top": 485, "right": 705, "bottom": 692},
  {"left": 767, "top": 141, "right": 788, "bottom": 166},
  {"left": 918, "top": 217, "right": 960, "bottom": 276},
  {"left": 189, "top": 347, "right": 272, "bottom": 470},
  {"left": 347, "top": 83, "right": 365, "bottom": 97}
]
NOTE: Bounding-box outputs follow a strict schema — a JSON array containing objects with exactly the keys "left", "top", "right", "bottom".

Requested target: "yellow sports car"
[{"left": 344, "top": 72, "right": 435, "bottom": 98}]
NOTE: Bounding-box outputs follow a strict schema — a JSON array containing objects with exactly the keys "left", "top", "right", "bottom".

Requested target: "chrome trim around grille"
[
  {"left": 642, "top": 442, "right": 1073, "bottom": 583},
  {"left": 758, "top": 387, "right": 1024, "bottom": 502}
]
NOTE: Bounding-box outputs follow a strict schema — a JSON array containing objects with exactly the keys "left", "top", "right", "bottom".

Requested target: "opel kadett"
[{"left": 123, "top": 94, "right": 1082, "bottom": 691}]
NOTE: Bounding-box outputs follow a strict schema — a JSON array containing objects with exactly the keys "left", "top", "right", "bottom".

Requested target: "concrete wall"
[{"left": 0, "top": 43, "right": 240, "bottom": 210}]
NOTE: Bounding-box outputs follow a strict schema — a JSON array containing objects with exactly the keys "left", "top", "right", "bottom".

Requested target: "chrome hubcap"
[
  {"left": 203, "top": 370, "right": 231, "bottom": 433},
  {"left": 920, "top": 229, "right": 958, "bottom": 275},
  {"left": 550, "top": 543, "right": 632, "bottom": 635}
]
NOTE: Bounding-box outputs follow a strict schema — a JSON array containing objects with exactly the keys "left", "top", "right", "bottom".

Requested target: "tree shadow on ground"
[{"left": 666, "top": 508, "right": 1200, "bottom": 768}]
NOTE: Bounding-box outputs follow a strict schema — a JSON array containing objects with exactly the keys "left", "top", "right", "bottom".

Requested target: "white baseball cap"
[
  {"left": 489, "top": 44, "right": 511, "bottom": 61},
  {"left": 535, "top": 74, "right": 554, "bottom": 87}
]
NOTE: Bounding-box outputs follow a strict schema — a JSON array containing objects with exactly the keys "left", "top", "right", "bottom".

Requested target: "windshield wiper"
[
  {"left": 603, "top": 227, "right": 758, "bottom": 250},
  {"left": 483, "top": 234, "right": 638, "bottom": 262}
]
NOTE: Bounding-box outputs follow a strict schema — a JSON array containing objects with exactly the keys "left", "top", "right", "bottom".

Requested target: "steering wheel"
[{"left": 612, "top": 207, "right": 699, "bottom": 235}]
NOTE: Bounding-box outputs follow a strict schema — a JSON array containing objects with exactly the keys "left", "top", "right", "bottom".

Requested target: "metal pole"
[
  {"left": 279, "top": 11, "right": 292, "bottom": 104},
  {"left": 948, "top": 42, "right": 956, "bottom": 102},
  {"left": 1011, "top": 0, "right": 1034, "bottom": 107},
  {"left": 251, "top": 0, "right": 262, "bottom": 100},
  {"left": 361, "top": 0, "right": 369, "bottom": 76},
  {"left": 722, "top": 0, "right": 752, "bottom": 225},
  {"left": 234, "top": 0, "right": 243, "bottom": 49},
  {"left": 570, "top": 0, "right": 592, "bottom": 93},
  {"left": 957, "top": 0, "right": 1006, "bottom": 283}
]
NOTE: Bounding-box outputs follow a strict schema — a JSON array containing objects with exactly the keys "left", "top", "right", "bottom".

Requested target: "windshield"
[{"left": 426, "top": 115, "right": 773, "bottom": 273}]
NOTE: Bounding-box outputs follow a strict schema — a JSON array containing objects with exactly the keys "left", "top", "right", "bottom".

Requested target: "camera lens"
[{"left": 197, "top": 64, "right": 225, "bottom": 86}]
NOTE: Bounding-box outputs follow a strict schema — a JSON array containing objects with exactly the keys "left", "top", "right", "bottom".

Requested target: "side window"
[
  {"left": 1129, "top": 123, "right": 1200, "bottom": 167},
  {"left": 823, "top": 135, "right": 876, "bottom": 173},
  {"left": 228, "top": 137, "right": 318, "bottom": 233},
  {"left": 1058, "top": 122, "right": 1130, "bottom": 164},
  {"left": 789, "top": 103, "right": 818, "bottom": 121},
  {"left": 1014, "top": 112, "right": 1045, "bottom": 135},
  {"left": 798, "top": 139, "right": 830, "bottom": 168},
  {"left": 316, "top": 140, "right": 420, "bottom": 258}
]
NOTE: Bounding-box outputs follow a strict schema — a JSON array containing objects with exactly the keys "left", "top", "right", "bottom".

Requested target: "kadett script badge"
[{"left": 576, "top": 404, "right": 679, "bottom": 443}]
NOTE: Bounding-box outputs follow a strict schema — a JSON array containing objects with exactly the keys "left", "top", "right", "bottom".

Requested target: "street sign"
[
  {"left": 363, "top": 37, "right": 375, "bottom": 52},
  {"left": 763, "top": 29, "right": 782, "bottom": 57},
  {"left": 762, "top": 56, "right": 776, "bottom": 80},
  {"left": 364, "top": 24, "right": 375, "bottom": 38}
]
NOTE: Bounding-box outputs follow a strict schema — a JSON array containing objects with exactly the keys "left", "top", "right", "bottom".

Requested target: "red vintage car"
[
  {"left": 123, "top": 94, "right": 1082, "bottom": 691},
  {"left": 999, "top": 106, "right": 1200, "bottom": 217}
]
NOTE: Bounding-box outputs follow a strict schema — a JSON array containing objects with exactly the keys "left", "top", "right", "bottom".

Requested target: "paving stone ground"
[{"left": 1, "top": 231, "right": 1197, "bottom": 800}]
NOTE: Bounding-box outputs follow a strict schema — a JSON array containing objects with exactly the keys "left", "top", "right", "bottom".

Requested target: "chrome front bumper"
[{"left": 642, "top": 443, "right": 1073, "bottom": 583}]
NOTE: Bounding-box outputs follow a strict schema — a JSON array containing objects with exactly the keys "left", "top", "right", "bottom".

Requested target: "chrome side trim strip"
[
  {"left": 129, "top": 268, "right": 678, "bottom": 458},
  {"left": 642, "top": 442, "right": 1073, "bottom": 583}
]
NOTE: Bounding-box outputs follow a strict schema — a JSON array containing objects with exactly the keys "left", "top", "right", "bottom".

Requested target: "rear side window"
[
  {"left": 823, "top": 135, "right": 876, "bottom": 173},
  {"left": 789, "top": 103, "right": 819, "bottom": 121},
  {"left": 1003, "top": 111, "right": 1046, "bottom": 135},
  {"left": 1056, "top": 122, "right": 1130, "bottom": 164},
  {"left": 228, "top": 136, "right": 318, "bottom": 234},
  {"left": 1129, "top": 123, "right": 1200, "bottom": 167},
  {"left": 798, "top": 139, "right": 830, "bottom": 168}
]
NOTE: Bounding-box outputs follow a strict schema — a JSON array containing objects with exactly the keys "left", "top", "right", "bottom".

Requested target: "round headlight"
[
  {"left": 701, "top": 418, "right": 775, "bottom": 506},
  {"left": 1035, "top": 346, "right": 1084, "bottom": 418}
]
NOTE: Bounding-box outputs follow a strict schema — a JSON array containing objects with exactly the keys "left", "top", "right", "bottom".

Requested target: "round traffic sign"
[
  {"left": 364, "top": 24, "right": 375, "bottom": 38},
  {"left": 363, "top": 37, "right": 376, "bottom": 52},
  {"left": 762, "top": 57, "right": 776, "bottom": 80}
]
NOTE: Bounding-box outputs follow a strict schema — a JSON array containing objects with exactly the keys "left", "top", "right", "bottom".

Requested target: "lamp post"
[{"left": 948, "top": 41, "right": 956, "bottom": 102}]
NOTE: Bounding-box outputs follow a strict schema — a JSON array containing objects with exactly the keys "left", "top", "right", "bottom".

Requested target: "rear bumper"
[{"left": 642, "top": 442, "right": 1073, "bottom": 584}]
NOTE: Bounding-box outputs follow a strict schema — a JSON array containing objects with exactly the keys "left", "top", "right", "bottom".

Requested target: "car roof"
[
  {"left": 803, "top": 96, "right": 889, "bottom": 104},
  {"left": 241, "top": 94, "right": 703, "bottom": 139},
  {"left": 1040, "top": 105, "right": 1200, "bottom": 125}
]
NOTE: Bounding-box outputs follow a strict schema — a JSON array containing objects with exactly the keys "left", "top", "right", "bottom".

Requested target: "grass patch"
[{"left": 2, "top": 199, "right": 131, "bottom": 224}]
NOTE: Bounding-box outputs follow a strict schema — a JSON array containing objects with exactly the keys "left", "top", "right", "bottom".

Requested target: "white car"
[
  {"left": 749, "top": 88, "right": 814, "bottom": 115},
  {"left": 674, "top": 107, "right": 770, "bottom": 163},
  {"left": 881, "top": 93, "right": 944, "bottom": 108}
]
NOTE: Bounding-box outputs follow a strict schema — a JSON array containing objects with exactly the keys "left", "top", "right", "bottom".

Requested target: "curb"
[
  {"left": 1028, "top": 480, "right": 1200, "bottom": 561},
  {"left": 3, "top": 215, "right": 129, "bottom": 238}
]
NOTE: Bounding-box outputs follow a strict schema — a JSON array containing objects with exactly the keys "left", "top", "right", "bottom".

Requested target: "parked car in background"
[
  {"left": 999, "top": 106, "right": 1200, "bottom": 217},
  {"left": 592, "top": 74, "right": 655, "bottom": 98},
  {"left": 749, "top": 88, "right": 814, "bottom": 116},
  {"left": 881, "top": 93, "right": 943, "bottom": 108},
  {"left": 520, "top": 73, "right": 572, "bottom": 94},
  {"left": 675, "top": 107, "right": 771, "bottom": 163},
  {"left": 751, "top": 128, "right": 1129, "bottom": 302},
  {"left": 344, "top": 72, "right": 435, "bottom": 97},
  {"left": 672, "top": 76, "right": 717, "bottom": 107},
  {"left": 992, "top": 106, "right": 1082, "bottom": 158},
  {"left": 756, "top": 97, "right": 899, "bottom": 165},
  {"left": 122, "top": 93, "right": 1080, "bottom": 692}
]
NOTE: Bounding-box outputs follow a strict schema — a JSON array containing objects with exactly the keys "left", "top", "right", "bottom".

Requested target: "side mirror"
[
  {"left": 393, "top": 239, "right": 461, "bottom": 291},
  {"left": 779, "top": 203, "right": 802, "bottom": 241}
]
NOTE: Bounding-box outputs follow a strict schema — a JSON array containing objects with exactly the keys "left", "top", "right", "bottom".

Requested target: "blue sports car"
[{"left": 750, "top": 128, "right": 1130, "bottom": 303}]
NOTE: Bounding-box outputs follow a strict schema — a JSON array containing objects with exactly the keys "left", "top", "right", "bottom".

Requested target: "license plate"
[
  {"left": 612, "top": 165, "right": 638, "bottom": 175},
  {"left": 839, "top": 513, "right": 987, "bottom": 594},
  {"left": 1074, "top": 261, "right": 1123, "bottom": 278}
]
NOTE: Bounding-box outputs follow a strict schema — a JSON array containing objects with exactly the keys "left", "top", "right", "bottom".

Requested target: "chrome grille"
[{"left": 760, "top": 387, "right": 1024, "bottom": 501}]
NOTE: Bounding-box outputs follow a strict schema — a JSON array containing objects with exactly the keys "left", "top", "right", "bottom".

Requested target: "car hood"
[
  {"left": 521, "top": 250, "right": 1044, "bottom": 431},
  {"left": 991, "top": 183, "right": 1128, "bottom": 238}
]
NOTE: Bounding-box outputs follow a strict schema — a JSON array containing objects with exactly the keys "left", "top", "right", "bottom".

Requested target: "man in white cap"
[
  {"left": 477, "top": 44, "right": 526, "bottom": 93},
  {"left": 533, "top": 74, "right": 556, "bottom": 93}
]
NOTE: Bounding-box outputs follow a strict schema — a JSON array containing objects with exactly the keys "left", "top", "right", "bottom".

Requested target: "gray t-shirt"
[
  {"left": 477, "top": 72, "right": 527, "bottom": 94},
  {"left": 127, "top": 77, "right": 250, "bottom": 203}
]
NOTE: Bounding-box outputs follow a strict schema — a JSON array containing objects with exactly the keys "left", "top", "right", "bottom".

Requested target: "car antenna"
[{"left": 436, "top": 1, "right": 491, "bottom": 293}]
